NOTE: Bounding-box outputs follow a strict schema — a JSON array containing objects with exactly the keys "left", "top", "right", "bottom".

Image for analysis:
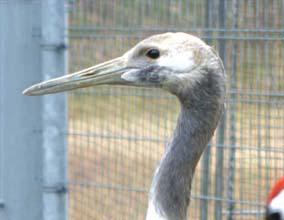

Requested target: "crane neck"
[{"left": 146, "top": 66, "right": 225, "bottom": 220}]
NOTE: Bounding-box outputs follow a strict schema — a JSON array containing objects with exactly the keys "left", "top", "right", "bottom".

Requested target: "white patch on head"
[
  {"left": 269, "top": 189, "right": 284, "bottom": 219},
  {"left": 146, "top": 199, "right": 167, "bottom": 220},
  {"left": 157, "top": 51, "right": 195, "bottom": 72}
]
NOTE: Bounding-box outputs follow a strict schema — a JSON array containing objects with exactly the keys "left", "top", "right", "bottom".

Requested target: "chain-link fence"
[{"left": 66, "top": 1, "right": 284, "bottom": 219}]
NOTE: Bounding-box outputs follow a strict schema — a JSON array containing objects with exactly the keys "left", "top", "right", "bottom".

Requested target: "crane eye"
[{"left": 145, "top": 49, "right": 160, "bottom": 59}]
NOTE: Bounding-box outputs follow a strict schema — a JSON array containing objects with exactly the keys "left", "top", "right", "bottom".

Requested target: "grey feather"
[{"left": 150, "top": 62, "right": 226, "bottom": 220}]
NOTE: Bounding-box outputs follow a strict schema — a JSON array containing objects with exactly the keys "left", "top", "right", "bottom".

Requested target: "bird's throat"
[
  {"left": 146, "top": 68, "right": 225, "bottom": 220},
  {"left": 147, "top": 108, "right": 219, "bottom": 220}
]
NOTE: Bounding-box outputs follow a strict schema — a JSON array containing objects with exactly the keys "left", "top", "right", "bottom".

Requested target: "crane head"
[
  {"left": 266, "top": 177, "right": 284, "bottom": 220},
  {"left": 23, "top": 32, "right": 224, "bottom": 97}
]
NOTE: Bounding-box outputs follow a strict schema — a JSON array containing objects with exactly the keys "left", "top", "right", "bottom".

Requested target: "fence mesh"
[{"left": 67, "top": 1, "right": 284, "bottom": 219}]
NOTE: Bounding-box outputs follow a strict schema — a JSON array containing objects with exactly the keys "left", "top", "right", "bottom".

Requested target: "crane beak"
[{"left": 23, "top": 57, "right": 136, "bottom": 96}]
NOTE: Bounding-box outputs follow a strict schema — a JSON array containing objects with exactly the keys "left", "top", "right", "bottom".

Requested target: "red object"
[{"left": 267, "top": 177, "right": 284, "bottom": 204}]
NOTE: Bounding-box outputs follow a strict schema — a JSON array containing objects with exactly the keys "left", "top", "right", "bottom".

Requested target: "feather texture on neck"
[{"left": 146, "top": 65, "right": 225, "bottom": 220}]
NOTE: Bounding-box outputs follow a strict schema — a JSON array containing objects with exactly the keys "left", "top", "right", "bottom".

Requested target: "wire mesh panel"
[{"left": 67, "top": 1, "right": 284, "bottom": 219}]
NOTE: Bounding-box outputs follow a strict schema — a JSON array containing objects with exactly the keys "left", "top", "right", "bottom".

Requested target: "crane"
[
  {"left": 23, "top": 32, "right": 226, "bottom": 220},
  {"left": 266, "top": 177, "right": 284, "bottom": 220}
]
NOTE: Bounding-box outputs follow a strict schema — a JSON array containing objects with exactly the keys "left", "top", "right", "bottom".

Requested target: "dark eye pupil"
[{"left": 146, "top": 49, "right": 160, "bottom": 59}]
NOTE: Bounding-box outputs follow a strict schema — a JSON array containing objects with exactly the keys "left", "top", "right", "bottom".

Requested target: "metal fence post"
[
  {"left": 200, "top": 1, "right": 213, "bottom": 219},
  {"left": 215, "top": 0, "right": 227, "bottom": 219},
  {"left": 41, "top": 1, "right": 68, "bottom": 220},
  {"left": 0, "top": 1, "right": 43, "bottom": 220},
  {"left": 226, "top": 0, "right": 239, "bottom": 219}
]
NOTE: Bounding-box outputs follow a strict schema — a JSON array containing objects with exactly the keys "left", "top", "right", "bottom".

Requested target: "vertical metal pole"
[
  {"left": 0, "top": 2, "right": 5, "bottom": 215},
  {"left": 41, "top": 1, "right": 68, "bottom": 220},
  {"left": 200, "top": 1, "right": 213, "bottom": 220},
  {"left": 226, "top": 1, "right": 239, "bottom": 219},
  {"left": 214, "top": 0, "right": 227, "bottom": 219},
  {"left": 0, "top": 1, "right": 43, "bottom": 220},
  {"left": 263, "top": 0, "right": 271, "bottom": 198}
]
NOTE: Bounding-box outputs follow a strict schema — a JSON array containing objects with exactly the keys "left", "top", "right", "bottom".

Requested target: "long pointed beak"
[{"left": 23, "top": 57, "right": 133, "bottom": 96}]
